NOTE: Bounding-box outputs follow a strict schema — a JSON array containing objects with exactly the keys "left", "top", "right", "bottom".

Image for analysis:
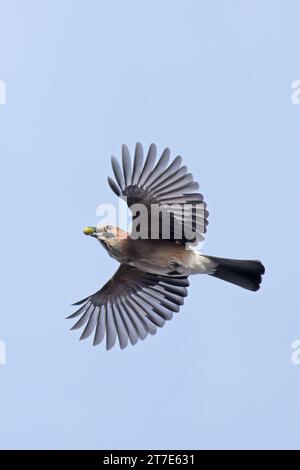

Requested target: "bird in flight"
[{"left": 68, "top": 143, "right": 265, "bottom": 350}]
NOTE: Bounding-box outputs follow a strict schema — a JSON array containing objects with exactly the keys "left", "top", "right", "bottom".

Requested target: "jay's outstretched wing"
[
  {"left": 67, "top": 264, "right": 189, "bottom": 350},
  {"left": 108, "top": 143, "right": 208, "bottom": 246}
]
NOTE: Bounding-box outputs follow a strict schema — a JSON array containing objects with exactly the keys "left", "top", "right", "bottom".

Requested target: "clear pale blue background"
[{"left": 0, "top": 0, "right": 299, "bottom": 450}]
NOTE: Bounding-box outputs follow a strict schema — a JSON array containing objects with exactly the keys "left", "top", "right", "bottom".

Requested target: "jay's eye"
[{"left": 106, "top": 225, "right": 113, "bottom": 231}]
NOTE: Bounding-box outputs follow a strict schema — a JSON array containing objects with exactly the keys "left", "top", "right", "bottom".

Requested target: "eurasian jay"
[{"left": 68, "top": 143, "right": 265, "bottom": 350}]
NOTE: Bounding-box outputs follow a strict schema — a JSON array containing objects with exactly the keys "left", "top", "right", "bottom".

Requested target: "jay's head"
[{"left": 82, "top": 225, "right": 127, "bottom": 244}]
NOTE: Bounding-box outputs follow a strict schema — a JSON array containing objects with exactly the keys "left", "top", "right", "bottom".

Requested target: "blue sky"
[{"left": 0, "top": 0, "right": 300, "bottom": 449}]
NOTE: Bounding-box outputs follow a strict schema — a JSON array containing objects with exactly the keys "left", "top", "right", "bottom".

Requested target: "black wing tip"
[
  {"left": 66, "top": 313, "right": 75, "bottom": 319},
  {"left": 71, "top": 297, "right": 89, "bottom": 306},
  {"left": 108, "top": 176, "right": 121, "bottom": 196},
  {"left": 111, "top": 155, "right": 118, "bottom": 165},
  {"left": 149, "top": 142, "right": 157, "bottom": 151}
]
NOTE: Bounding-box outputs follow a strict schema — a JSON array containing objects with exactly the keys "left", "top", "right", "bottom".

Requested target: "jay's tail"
[{"left": 205, "top": 256, "right": 265, "bottom": 291}]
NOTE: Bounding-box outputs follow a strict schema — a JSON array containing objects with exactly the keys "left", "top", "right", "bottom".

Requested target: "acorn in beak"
[{"left": 82, "top": 226, "right": 97, "bottom": 237}]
